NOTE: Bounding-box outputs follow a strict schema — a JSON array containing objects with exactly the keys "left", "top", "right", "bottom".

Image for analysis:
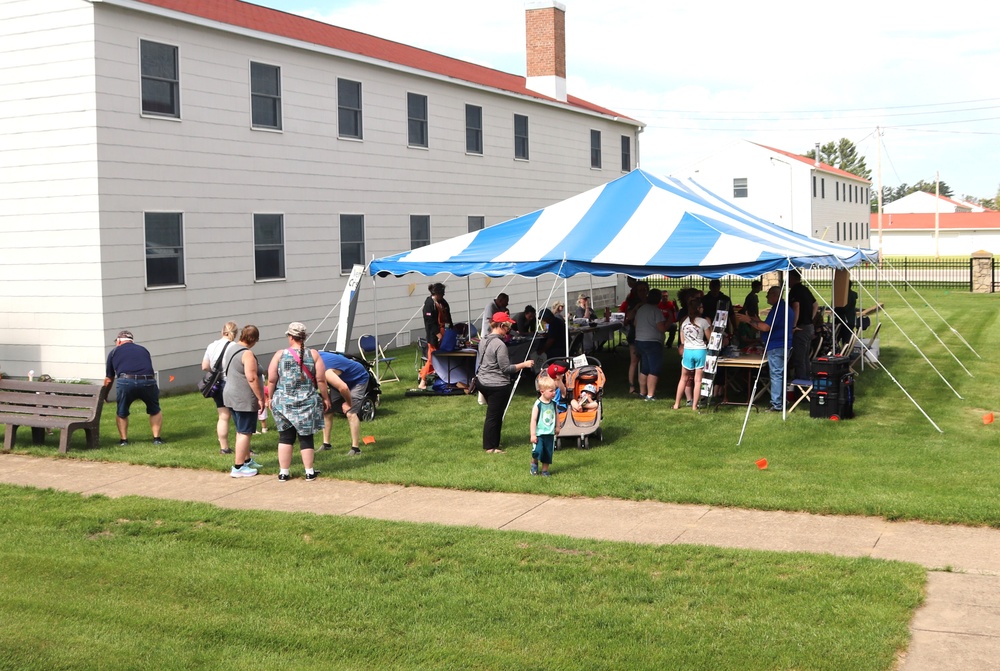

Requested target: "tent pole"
[
  {"left": 563, "top": 257, "right": 570, "bottom": 358},
  {"left": 782, "top": 267, "right": 790, "bottom": 420},
  {"left": 371, "top": 257, "right": 380, "bottom": 379},
  {"left": 467, "top": 276, "right": 472, "bottom": 333}
]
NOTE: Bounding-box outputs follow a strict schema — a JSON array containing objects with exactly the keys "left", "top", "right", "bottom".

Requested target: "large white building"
[
  {"left": 0, "top": 0, "right": 643, "bottom": 385},
  {"left": 675, "top": 140, "right": 872, "bottom": 247}
]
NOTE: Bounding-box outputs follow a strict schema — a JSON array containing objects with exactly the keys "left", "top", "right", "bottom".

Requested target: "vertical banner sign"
[
  {"left": 336, "top": 264, "right": 366, "bottom": 353},
  {"left": 700, "top": 303, "right": 729, "bottom": 400}
]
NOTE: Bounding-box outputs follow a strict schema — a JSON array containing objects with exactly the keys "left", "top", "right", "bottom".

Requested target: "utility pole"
[
  {"left": 934, "top": 170, "right": 940, "bottom": 259},
  {"left": 876, "top": 127, "right": 884, "bottom": 262}
]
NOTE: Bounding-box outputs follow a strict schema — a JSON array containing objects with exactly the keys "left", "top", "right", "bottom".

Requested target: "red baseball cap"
[
  {"left": 547, "top": 363, "right": 568, "bottom": 378},
  {"left": 492, "top": 311, "right": 515, "bottom": 324}
]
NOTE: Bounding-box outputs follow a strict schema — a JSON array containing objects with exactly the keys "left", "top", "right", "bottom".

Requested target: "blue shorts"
[
  {"left": 532, "top": 434, "right": 555, "bottom": 465},
  {"left": 115, "top": 378, "right": 161, "bottom": 418},
  {"left": 635, "top": 340, "right": 664, "bottom": 376},
  {"left": 231, "top": 410, "right": 257, "bottom": 435},
  {"left": 682, "top": 348, "right": 707, "bottom": 371}
]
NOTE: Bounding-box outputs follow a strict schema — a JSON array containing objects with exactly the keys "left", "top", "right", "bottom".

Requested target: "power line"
[{"left": 622, "top": 97, "right": 1000, "bottom": 116}]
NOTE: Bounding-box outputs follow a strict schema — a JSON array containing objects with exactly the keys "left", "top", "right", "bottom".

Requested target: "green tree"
[{"left": 803, "top": 138, "right": 872, "bottom": 181}]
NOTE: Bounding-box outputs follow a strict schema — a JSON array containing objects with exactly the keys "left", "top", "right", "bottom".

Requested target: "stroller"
[
  {"left": 320, "top": 350, "right": 382, "bottom": 421},
  {"left": 539, "top": 356, "right": 606, "bottom": 449}
]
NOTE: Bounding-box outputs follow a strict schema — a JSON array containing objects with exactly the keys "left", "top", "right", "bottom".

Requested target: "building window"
[
  {"left": 338, "top": 78, "right": 363, "bottom": 139},
  {"left": 407, "top": 92, "right": 428, "bottom": 147},
  {"left": 733, "top": 177, "right": 748, "bottom": 198},
  {"left": 468, "top": 215, "right": 484, "bottom": 233},
  {"left": 836, "top": 222, "right": 840, "bottom": 241},
  {"left": 514, "top": 114, "right": 529, "bottom": 160},
  {"left": 466, "top": 104, "right": 483, "bottom": 154},
  {"left": 250, "top": 62, "right": 281, "bottom": 129},
  {"left": 140, "top": 40, "right": 179, "bottom": 117},
  {"left": 410, "top": 215, "right": 430, "bottom": 249},
  {"left": 812, "top": 176, "right": 817, "bottom": 198},
  {"left": 821, "top": 178, "right": 825, "bottom": 198},
  {"left": 590, "top": 129, "right": 602, "bottom": 169},
  {"left": 144, "top": 212, "right": 184, "bottom": 287},
  {"left": 340, "top": 214, "right": 365, "bottom": 273},
  {"left": 836, "top": 182, "right": 840, "bottom": 201},
  {"left": 621, "top": 135, "right": 631, "bottom": 172},
  {"left": 253, "top": 214, "right": 285, "bottom": 280}
]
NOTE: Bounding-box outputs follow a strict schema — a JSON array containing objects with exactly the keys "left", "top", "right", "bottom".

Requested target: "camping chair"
[
  {"left": 784, "top": 340, "right": 824, "bottom": 413},
  {"left": 359, "top": 334, "right": 399, "bottom": 383},
  {"left": 850, "top": 322, "right": 881, "bottom": 374}
]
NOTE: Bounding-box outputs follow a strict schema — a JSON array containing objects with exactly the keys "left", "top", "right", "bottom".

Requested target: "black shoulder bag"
[{"left": 198, "top": 341, "right": 231, "bottom": 398}]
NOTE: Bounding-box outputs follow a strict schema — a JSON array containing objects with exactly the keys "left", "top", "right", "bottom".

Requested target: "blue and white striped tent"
[{"left": 369, "top": 169, "right": 878, "bottom": 279}]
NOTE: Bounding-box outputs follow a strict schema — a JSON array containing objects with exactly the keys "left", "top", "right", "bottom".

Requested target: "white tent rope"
[
  {"left": 865, "top": 271, "right": 974, "bottom": 377},
  {"left": 802, "top": 271, "right": 956, "bottom": 416},
  {"left": 737, "top": 276, "right": 786, "bottom": 446},
  {"left": 879, "top": 258, "right": 981, "bottom": 359},
  {"left": 502, "top": 260, "right": 568, "bottom": 421}
]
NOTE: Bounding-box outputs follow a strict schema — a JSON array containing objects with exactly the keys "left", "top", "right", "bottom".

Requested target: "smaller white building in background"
[
  {"left": 883, "top": 190, "right": 981, "bottom": 214},
  {"left": 675, "top": 140, "right": 872, "bottom": 248},
  {"left": 870, "top": 212, "right": 1000, "bottom": 256}
]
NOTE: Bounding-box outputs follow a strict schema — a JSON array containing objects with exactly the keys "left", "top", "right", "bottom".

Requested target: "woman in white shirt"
[
  {"left": 202, "top": 321, "right": 238, "bottom": 454},
  {"left": 673, "top": 298, "right": 711, "bottom": 412}
]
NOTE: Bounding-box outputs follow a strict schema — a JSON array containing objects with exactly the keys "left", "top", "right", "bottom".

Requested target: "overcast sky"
[{"left": 255, "top": 0, "right": 1000, "bottom": 200}]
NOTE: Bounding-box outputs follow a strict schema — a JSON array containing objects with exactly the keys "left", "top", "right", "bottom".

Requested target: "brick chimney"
[{"left": 525, "top": 1, "right": 567, "bottom": 102}]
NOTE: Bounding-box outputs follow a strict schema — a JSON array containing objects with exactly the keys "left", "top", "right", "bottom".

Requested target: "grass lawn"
[
  {"left": 0, "top": 485, "right": 924, "bottom": 671},
  {"left": 4, "top": 289, "right": 1000, "bottom": 526}
]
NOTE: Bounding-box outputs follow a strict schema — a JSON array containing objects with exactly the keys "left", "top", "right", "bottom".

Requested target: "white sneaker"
[{"left": 230, "top": 464, "right": 258, "bottom": 478}]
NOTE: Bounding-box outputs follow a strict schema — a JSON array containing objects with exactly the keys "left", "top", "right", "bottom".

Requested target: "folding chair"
[
  {"left": 414, "top": 338, "right": 428, "bottom": 373},
  {"left": 359, "top": 334, "right": 399, "bottom": 383},
  {"left": 788, "top": 377, "right": 813, "bottom": 413}
]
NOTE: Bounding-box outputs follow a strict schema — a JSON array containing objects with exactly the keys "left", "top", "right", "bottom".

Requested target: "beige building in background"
[{"left": 0, "top": 0, "right": 642, "bottom": 385}]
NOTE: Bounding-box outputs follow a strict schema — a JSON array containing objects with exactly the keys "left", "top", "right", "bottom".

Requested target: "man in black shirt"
[
  {"left": 788, "top": 271, "right": 818, "bottom": 381},
  {"left": 514, "top": 305, "right": 537, "bottom": 335},
  {"left": 105, "top": 330, "right": 164, "bottom": 446}
]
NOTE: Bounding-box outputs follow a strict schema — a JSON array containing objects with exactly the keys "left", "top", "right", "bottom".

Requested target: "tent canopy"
[{"left": 369, "top": 169, "right": 879, "bottom": 279}]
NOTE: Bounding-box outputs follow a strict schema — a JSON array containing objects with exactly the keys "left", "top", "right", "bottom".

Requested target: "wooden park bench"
[{"left": 0, "top": 379, "right": 112, "bottom": 453}]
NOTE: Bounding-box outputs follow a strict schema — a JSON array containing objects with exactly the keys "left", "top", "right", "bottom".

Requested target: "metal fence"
[{"left": 646, "top": 257, "right": 992, "bottom": 294}]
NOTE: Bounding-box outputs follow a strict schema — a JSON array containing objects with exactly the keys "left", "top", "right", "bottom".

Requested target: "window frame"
[
  {"left": 621, "top": 135, "right": 631, "bottom": 172},
  {"left": 337, "top": 78, "right": 363, "bottom": 140},
  {"left": 513, "top": 113, "right": 529, "bottom": 160},
  {"left": 339, "top": 214, "right": 366, "bottom": 274},
  {"left": 143, "top": 212, "right": 185, "bottom": 289},
  {"left": 410, "top": 214, "right": 431, "bottom": 249},
  {"left": 139, "top": 39, "right": 180, "bottom": 118},
  {"left": 590, "top": 129, "right": 602, "bottom": 169},
  {"left": 733, "top": 177, "right": 748, "bottom": 198},
  {"left": 252, "top": 213, "right": 286, "bottom": 281},
  {"left": 407, "top": 92, "right": 428, "bottom": 148},
  {"left": 465, "top": 104, "right": 483, "bottom": 155},
  {"left": 250, "top": 61, "right": 282, "bottom": 130},
  {"left": 468, "top": 215, "right": 485, "bottom": 233}
]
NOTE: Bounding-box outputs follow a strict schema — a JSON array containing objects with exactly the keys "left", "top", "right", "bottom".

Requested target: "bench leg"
[
  {"left": 2, "top": 425, "right": 16, "bottom": 453},
  {"left": 58, "top": 429, "right": 72, "bottom": 454},
  {"left": 84, "top": 427, "right": 99, "bottom": 450},
  {"left": 32, "top": 426, "right": 46, "bottom": 445}
]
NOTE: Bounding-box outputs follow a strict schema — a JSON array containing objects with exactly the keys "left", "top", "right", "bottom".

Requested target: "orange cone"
[
  {"left": 755, "top": 458, "right": 768, "bottom": 470},
  {"left": 984, "top": 413, "right": 994, "bottom": 425}
]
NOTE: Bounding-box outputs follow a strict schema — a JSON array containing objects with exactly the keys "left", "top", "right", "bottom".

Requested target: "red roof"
[
  {"left": 752, "top": 143, "right": 871, "bottom": 184},
  {"left": 127, "top": 0, "right": 634, "bottom": 121},
  {"left": 869, "top": 212, "right": 1000, "bottom": 230}
]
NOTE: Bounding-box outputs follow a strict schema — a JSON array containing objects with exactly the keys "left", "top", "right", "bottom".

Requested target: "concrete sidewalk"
[{"left": 1, "top": 454, "right": 997, "bottom": 670}]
